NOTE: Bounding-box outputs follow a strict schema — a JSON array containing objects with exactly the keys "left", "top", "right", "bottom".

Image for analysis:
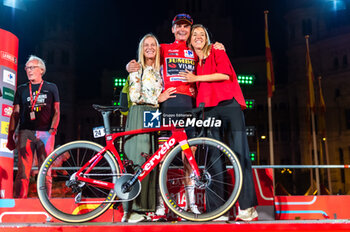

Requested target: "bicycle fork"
[{"left": 180, "top": 140, "right": 201, "bottom": 178}]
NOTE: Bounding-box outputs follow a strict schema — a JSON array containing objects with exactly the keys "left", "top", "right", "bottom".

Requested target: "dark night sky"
[{"left": 0, "top": 0, "right": 286, "bottom": 99}]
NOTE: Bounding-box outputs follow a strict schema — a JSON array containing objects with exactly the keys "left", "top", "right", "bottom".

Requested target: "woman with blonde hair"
[{"left": 122, "top": 34, "right": 167, "bottom": 222}]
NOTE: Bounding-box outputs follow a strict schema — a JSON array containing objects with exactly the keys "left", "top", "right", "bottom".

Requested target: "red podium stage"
[
  {"left": 1, "top": 219, "right": 350, "bottom": 232},
  {"left": 1, "top": 169, "right": 350, "bottom": 231}
]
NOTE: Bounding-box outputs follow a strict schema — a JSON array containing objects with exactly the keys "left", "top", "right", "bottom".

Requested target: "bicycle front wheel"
[
  {"left": 159, "top": 137, "right": 242, "bottom": 221},
  {"left": 37, "top": 141, "right": 119, "bottom": 223}
]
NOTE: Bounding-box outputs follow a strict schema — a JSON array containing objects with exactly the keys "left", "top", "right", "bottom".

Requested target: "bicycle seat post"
[{"left": 102, "top": 111, "right": 112, "bottom": 135}]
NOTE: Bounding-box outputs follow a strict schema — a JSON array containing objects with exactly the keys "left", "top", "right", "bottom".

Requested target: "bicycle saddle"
[{"left": 92, "top": 104, "right": 126, "bottom": 112}]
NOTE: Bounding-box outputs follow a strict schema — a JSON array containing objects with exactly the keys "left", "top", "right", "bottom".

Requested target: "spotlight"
[{"left": 3, "top": 0, "right": 27, "bottom": 11}]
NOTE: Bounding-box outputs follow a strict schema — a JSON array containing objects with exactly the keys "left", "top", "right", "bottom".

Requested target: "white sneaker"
[
  {"left": 155, "top": 206, "right": 166, "bottom": 216},
  {"left": 153, "top": 194, "right": 167, "bottom": 221},
  {"left": 184, "top": 185, "right": 201, "bottom": 214},
  {"left": 153, "top": 204, "right": 167, "bottom": 222},
  {"left": 235, "top": 207, "right": 258, "bottom": 221},
  {"left": 155, "top": 194, "right": 166, "bottom": 216},
  {"left": 189, "top": 204, "right": 201, "bottom": 214},
  {"left": 121, "top": 212, "right": 147, "bottom": 223}
]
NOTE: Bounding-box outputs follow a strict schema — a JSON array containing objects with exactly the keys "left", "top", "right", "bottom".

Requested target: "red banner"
[{"left": 0, "top": 28, "right": 18, "bottom": 199}]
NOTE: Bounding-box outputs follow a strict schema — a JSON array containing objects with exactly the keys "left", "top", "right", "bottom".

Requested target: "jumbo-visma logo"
[{"left": 143, "top": 109, "right": 161, "bottom": 128}]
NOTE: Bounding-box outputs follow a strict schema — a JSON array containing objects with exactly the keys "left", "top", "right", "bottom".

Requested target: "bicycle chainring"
[{"left": 114, "top": 174, "right": 141, "bottom": 200}]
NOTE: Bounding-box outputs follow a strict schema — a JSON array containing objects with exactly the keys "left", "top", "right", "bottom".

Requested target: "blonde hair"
[
  {"left": 137, "top": 34, "right": 160, "bottom": 71},
  {"left": 189, "top": 24, "right": 212, "bottom": 59}
]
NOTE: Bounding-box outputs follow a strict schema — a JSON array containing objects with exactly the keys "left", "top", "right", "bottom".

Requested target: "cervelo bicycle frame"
[{"left": 75, "top": 126, "right": 200, "bottom": 190}]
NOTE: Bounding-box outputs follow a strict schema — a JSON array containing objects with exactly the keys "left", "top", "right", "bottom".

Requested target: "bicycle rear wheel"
[
  {"left": 159, "top": 137, "right": 242, "bottom": 221},
  {"left": 37, "top": 141, "right": 119, "bottom": 223}
]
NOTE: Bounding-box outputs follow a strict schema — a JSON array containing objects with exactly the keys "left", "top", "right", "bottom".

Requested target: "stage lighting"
[
  {"left": 237, "top": 74, "right": 255, "bottom": 85},
  {"left": 245, "top": 99, "right": 255, "bottom": 109},
  {"left": 327, "top": 0, "right": 346, "bottom": 11},
  {"left": 3, "top": 0, "right": 27, "bottom": 11},
  {"left": 114, "top": 77, "right": 127, "bottom": 87}
]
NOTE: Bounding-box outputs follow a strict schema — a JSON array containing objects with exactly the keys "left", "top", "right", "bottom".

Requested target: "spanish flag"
[
  {"left": 317, "top": 76, "right": 326, "bottom": 136},
  {"left": 264, "top": 11, "right": 275, "bottom": 98},
  {"left": 305, "top": 35, "right": 315, "bottom": 112},
  {"left": 318, "top": 77, "right": 326, "bottom": 113}
]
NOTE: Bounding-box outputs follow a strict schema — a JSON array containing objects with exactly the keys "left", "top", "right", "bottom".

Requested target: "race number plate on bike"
[{"left": 93, "top": 126, "right": 105, "bottom": 138}]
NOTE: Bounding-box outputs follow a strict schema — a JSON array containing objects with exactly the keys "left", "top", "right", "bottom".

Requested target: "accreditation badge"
[{"left": 30, "top": 111, "right": 36, "bottom": 120}]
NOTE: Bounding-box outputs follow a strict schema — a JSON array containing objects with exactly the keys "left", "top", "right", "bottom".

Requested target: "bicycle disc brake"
[
  {"left": 194, "top": 171, "right": 212, "bottom": 189},
  {"left": 114, "top": 174, "right": 141, "bottom": 201}
]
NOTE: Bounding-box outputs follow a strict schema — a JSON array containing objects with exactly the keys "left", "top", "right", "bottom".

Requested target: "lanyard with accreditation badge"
[{"left": 29, "top": 81, "right": 44, "bottom": 120}]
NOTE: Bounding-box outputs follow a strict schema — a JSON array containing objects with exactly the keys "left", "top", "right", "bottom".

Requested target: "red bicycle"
[{"left": 37, "top": 104, "right": 242, "bottom": 222}]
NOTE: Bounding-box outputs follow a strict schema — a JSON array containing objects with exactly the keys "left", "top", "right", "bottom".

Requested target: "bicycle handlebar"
[{"left": 190, "top": 102, "right": 205, "bottom": 117}]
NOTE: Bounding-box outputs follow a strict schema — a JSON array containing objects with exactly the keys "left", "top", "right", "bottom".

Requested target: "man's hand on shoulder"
[
  {"left": 126, "top": 59, "right": 141, "bottom": 73},
  {"left": 213, "top": 42, "right": 225, "bottom": 51}
]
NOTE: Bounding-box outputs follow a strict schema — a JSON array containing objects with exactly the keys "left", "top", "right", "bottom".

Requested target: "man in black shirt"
[{"left": 7, "top": 55, "right": 60, "bottom": 198}]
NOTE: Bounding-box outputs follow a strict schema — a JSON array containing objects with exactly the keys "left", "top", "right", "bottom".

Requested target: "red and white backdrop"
[{"left": 0, "top": 28, "right": 18, "bottom": 199}]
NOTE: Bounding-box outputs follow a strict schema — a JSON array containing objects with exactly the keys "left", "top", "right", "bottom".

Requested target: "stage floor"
[{"left": 1, "top": 220, "right": 350, "bottom": 232}]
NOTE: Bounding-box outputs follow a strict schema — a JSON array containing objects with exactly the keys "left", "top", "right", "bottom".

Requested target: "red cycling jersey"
[{"left": 160, "top": 40, "right": 196, "bottom": 97}]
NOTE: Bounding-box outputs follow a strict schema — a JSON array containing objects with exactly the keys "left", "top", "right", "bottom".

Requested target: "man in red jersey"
[{"left": 159, "top": 14, "right": 196, "bottom": 99}]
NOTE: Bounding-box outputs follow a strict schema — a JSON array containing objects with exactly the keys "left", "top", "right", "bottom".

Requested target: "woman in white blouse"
[{"left": 122, "top": 34, "right": 174, "bottom": 223}]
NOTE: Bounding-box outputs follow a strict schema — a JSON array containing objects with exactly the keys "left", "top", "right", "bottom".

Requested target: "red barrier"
[{"left": 0, "top": 168, "right": 274, "bottom": 223}]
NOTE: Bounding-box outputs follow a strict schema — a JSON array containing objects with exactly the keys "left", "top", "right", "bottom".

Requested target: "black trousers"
[
  {"left": 160, "top": 93, "right": 195, "bottom": 138},
  {"left": 205, "top": 98, "right": 258, "bottom": 210}
]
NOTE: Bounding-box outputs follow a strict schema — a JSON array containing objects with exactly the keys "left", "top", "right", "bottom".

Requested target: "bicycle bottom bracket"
[{"left": 114, "top": 174, "right": 141, "bottom": 200}]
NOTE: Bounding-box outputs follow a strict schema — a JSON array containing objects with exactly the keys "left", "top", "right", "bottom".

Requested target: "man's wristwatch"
[{"left": 50, "top": 128, "right": 57, "bottom": 132}]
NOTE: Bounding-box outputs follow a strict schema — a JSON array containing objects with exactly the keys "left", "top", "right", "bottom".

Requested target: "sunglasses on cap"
[{"left": 172, "top": 13, "right": 193, "bottom": 25}]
